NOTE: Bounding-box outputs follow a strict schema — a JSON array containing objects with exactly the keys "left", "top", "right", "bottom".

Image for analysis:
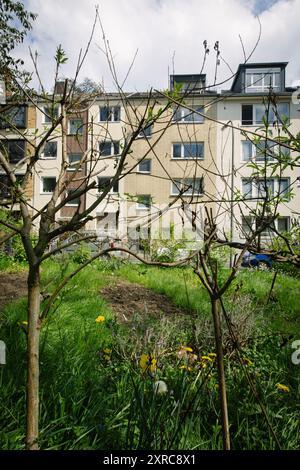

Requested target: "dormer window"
[
  {"left": 245, "top": 68, "right": 281, "bottom": 93},
  {"left": 170, "top": 74, "right": 206, "bottom": 94}
]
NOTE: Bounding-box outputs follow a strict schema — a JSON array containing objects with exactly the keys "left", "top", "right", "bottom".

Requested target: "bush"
[{"left": 71, "top": 243, "right": 92, "bottom": 264}]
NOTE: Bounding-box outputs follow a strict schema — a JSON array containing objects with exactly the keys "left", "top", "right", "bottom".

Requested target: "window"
[
  {"left": 99, "top": 141, "right": 119, "bottom": 157},
  {"left": 1, "top": 140, "right": 25, "bottom": 163},
  {"left": 43, "top": 141, "right": 57, "bottom": 159},
  {"left": 0, "top": 175, "right": 10, "bottom": 198},
  {"left": 278, "top": 178, "right": 289, "bottom": 199},
  {"left": 242, "top": 179, "right": 252, "bottom": 199},
  {"left": 241, "top": 178, "right": 290, "bottom": 200},
  {"left": 257, "top": 179, "right": 274, "bottom": 199},
  {"left": 43, "top": 106, "right": 59, "bottom": 124},
  {"left": 241, "top": 103, "right": 289, "bottom": 125},
  {"left": 65, "top": 189, "right": 80, "bottom": 206},
  {"left": 138, "top": 159, "right": 151, "bottom": 173},
  {"left": 241, "top": 216, "right": 253, "bottom": 237},
  {"left": 138, "top": 124, "right": 152, "bottom": 138},
  {"left": 137, "top": 194, "right": 151, "bottom": 210},
  {"left": 240, "top": 215, "right": 289, "bottom": 238},
  {"left": 41, "top": 177, "right": 56, "bottom": 193},
  {"left": 98, "top": 176, "right": 119, "bottom": 193},
  {"left": 172, "top": 142, "right": 204, "bottom": 159},
  {"left": 171, "top": 177, "right": 203, "bottom": 196},
  {"left": 173, "top": 106, "right": 204, "bottom": 123},
  {"left": 277, "top": 217, "right": 289, "bottom": 232},
  {"left": 67, "top": 153, "right": 82, "bottom": 171},
  {"left": 0, "top": 174, "right": 23, "bottom": 198},
  {"left": 245, "top": 68, "right": 281, "bottom": 93},
  {"left": 242, "top": 139, "right": 289, "bottom": 162},
  {"left": 99, "top": 105, "right": 120, "bottom": 122},
  {"left": 0, "top": 106, "right": 26, "bottom": 128},
  {"left": 68, "top": 118, "right": 83, "bottom": 135}
]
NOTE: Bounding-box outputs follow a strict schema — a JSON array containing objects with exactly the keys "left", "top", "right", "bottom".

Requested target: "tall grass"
[{"left": 0, "top": 257, "right": 299, "bottom": 449}]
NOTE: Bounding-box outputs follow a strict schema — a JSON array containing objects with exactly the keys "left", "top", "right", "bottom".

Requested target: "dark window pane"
[
  {"left": 242, "top": 105, "right": 253, "bottom": 125},
  {"left": 1, "top": 140, "right": 26, "bottom": 163},
  {"left": 42, "top": 177, "right": 56, "bottom": 193},
  {"left": 100, "top": 106, "right": 120, "bottom": 122},
  {"left": 99, "top": 142, "right": 112, "bottom": 156},
  {"left": 98, "top": 177, "right": 119, "bottom": 193},
  {"left": 173, "top": 144, "right": 182, "bottom": 158},
  {"left": 138, "top": 159, "right": 151, "bottom": 173},
  {"left": 43, "top": 106, "right": 59, "bottom": 123},
  {"left": 100, "top": 106, "right": 109, "bottom": 121},
  {"left": 113, "top": 141, "right": 119, "bottom": 155},
  {"left": 69, "top": 119, "right": 83, "bottom": 135},
  {"left": 44, "top": 141, "right": 57, "bottom": 158},
  {"left": 66, "top": 189, "right": 80, "bottom": 206},
  {"left": 278, "top": 217, "right": 289, "bottom": 232},
  {"left": 0, "top": 106, "right": 26, "bottom": 128},
  {"left": 113, "top": 106, "right": 120, "bottom": 121},
  {"left": 67, "top": 153, "right": 82, "bottom": 170},
  {"left": 184, "top": 142, "right": 204, "bottom": 158}
]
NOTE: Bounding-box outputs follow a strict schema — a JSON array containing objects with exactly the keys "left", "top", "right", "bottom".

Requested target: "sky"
[{"left": 18, "top": 0, "right": 300, "bottom": 92}]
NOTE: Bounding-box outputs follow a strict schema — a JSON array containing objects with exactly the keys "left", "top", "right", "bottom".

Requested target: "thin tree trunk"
[
  {"left": 26, "top": 265, "right": 41, "bottom": 450},
  {"left": 211, "top": 296, "right": 231, "bottom": 450}
]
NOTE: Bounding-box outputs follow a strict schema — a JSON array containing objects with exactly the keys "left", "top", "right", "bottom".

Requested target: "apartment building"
[
  {"left": 1, "top": 63, "right": 299, "bottom": 248},
  {"left": 216, "top": 62, "right": 300, "bottom": 243}
]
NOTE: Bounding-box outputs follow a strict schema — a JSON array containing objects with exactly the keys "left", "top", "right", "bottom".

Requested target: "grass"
[{"left": 0, "top": 255, "right": 300, "bottom": 450}]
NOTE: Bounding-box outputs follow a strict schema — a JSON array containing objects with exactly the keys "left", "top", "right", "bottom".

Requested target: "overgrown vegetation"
[{"left": 0, "top": 254, "right": 299, "bottom": 450}]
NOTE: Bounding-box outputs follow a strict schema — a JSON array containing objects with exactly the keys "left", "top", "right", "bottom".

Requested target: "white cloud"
[{"left": 17, "top": 0, "right": 300, "bottom": 92}]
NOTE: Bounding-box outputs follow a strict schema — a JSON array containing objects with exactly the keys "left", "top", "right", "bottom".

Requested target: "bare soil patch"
[
  {"left": 101, "top": 279, "right": 190, "bottom": 323},
  {"left": 0, "top": 271, "right": 27, "bottom": 312}
]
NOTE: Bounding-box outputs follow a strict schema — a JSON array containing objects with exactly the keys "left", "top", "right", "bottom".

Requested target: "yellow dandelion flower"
[
  {"left": 179, "top": 365, "right": 192, "bottom": 372},
  {"left": 182, "top": 346, "right": 193, "bottom": 352},
  {"left": 95, "top": 315, "right": 105, "bottom": 323},
  {"left": 276, "top": 383, "right": 290, "bottom": 393},
  {"left": 139, "top": 353, "right": 157, "bottom": 373},
  {"left": 201, "top": 355, "right": 213, "bottom": 362},
  {"left": 242, "top": 357, "right": 254, "bottom": 366},
  {"left": 208, "top": 353, "right": 217, "bottom": 358}
]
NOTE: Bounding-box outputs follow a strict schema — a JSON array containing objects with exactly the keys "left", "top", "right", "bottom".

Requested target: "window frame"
[
  {"left": 172, "top": 142, "right": 204, "bottom": 160},
  {"left": 136, "top": 194, "right": 151, "bottom": 211},
  {"left": 138, "top": 159, "right": 151, "bottom": 173},
  {"left": 99, "top": 105, "right": 121, "bottom": 122},
  {"left": 171, "top": 177, "right": 204, "bottom": 196},
  {"left": 97, "top": 176, "right": 119, "bottom": 194},
  {"left": 41, "top": 176, "right": 56, "bottom": 194},
  {"left": 241, "top": 177, "right": 290, "bottom": 201},
  {"left": 43, "top": 141, "right": 58, "bottom": 159},
  {"left": 241, "top": 139, "right": 289, "bottom": 163},
  {"left": 99, "top": 140, "right": 119, "bottom": 157},
  {"left": 1, "top": 139, "right": 26, "bottom": 164},
  {"left": 173, "top": 106, "right": 204, "bottom": 123},
  {"left": 68, "top": 118, "right": 84, "bottom": 135},
  {"left": 0, "top": 105, "right": 27, "bottom": 129},
  {"left": 42, "top": 106, "right": 59, "bottom": 124},
  {"left": 245, "top": 68, "right": 281, "bottom": 93},
  {"left": 240, "top": 215, "right": 290, "bottom": 238},
  {"left": 67, "top": 153, "right": 82, "bottom": 171},
  {"left": 241, "top": 103, "right": 289, "bottom": 126},
  {"left": 65, "top": 189, "right": 81, "bottom": 207}
]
